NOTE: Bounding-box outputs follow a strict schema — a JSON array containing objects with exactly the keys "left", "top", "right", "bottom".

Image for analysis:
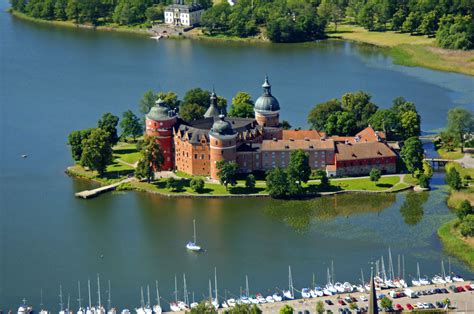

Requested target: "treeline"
[
  {"left": 339, "top": 0, "right": 474, "bottom": 50},
  {"left": 10, "top": 0, "right": 211, "bottom": 26},
  {"left": 201, "top": 0, "right": 327, "bottom": 42}
]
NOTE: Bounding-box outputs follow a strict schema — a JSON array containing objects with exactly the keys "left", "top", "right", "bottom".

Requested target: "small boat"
[
  {"left": 283, "top": 266, "right": 295, "bottom": 299},
  {"left": 150, "top": 35, "right": 162, "bottom": 40},
  {"left": 186, "top": 219, "right": 202, "bottom": 251},
  {"left": 256, "top": 293, "right": 266, "bottom": 304},
  {"left": 39, "top": 289, "right": 48, "bottom": 314},
  {"left": 21, "top": 154, "right": 28, "bottom": 158},
  {"left": 121, "top": 310, "right": 131, "bottom": 314},
  {"left": 343, "top": 282, "right": 353, "bottom": 292},
  {"left": 168, "top": 302, "right": 180, "bottom": 312},
  {"left": 310, "top": 286, "right": 324, "bottom": 298},
  {"left": 248, "top": 295, "right": 259, "bottom": 304},
  {"left": 226, "top": 298, "right": 236, "bottom": 307},
  {"left": 301, "top": 288, "right": 311, "bottom": 298},
  {"left": 272, "top": 292, "right": 282, "bottom": 302},
  {"left": 177, "top": 301, "right": 188, "bottom": 311},
  {"left": 334, "top": 282, "right": 345, "bottom": 293},
  {"left": 432, "top": 275, "right": 446, "bottom": 284},
  {"left": 265, "top": 296, "right": 275, "bottom": 303},
  {"left": 153, "top": 281, "right": 162, "bottom": 314},
  {"left": 239, "top": 296, "right": 250, "bottom": 304},
  {"left": 452, "top": 274, "right": 464, "bottom": 282},
  {"left": 17, "top": 299, "right": 32, "bottom": 314},
  {"left": 355, "top": 285, "right": 365, "bottom": 293}
]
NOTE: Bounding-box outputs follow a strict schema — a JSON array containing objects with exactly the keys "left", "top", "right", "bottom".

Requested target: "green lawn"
[
  {"left": 330, "top": 176, "right": 400, "bottom": 191},
  {"left": 438, "top": 220, "right": 474, "bottom": 269},
  {"left": 437, "top": 148, "right": 464, "bottom": 160},
  {"left": 113, "top": 142, "right": 141, "bottom": 165},
  {"left": 67, "top": 164, "right": 131, "bottom": 184}
]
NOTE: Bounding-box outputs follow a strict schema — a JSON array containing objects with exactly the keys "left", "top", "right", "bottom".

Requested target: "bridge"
[
  {"left": 75, "top": 177, "right": 135, "bottom": 199},
  {"left": 424, "top": 158, "right": 450, "bottom": 169}
]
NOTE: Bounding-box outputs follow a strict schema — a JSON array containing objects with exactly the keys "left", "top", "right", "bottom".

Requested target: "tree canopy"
[
  {"left": 228, "top": 92, "right": 254, "bottom": 118},
  {"left": 80, "top": 128, "right": 114, "bottom": 175},
  {"left": 97, "top": 112, "right": 120, "bottom": 145},
  {"left": 120, "top": 110, "right": 142, "bottom": 140},
  {"left": 216, "top": 160, "right": 238, "bottom": 190},
  {"left": 400, "top": 136, "right": 424, "bottom": 175}
]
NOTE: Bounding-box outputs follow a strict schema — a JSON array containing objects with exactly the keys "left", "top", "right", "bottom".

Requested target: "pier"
[
  {"left": 75, "top": 177, "right": 135, "bottom": 199},
  {"left": 424, "top": 158, "right": 450, "bottom": 170}
]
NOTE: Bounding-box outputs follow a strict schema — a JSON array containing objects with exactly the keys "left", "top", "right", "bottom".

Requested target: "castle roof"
[
  {"left": 146, "top": 99, "right": 173, "bottom": 121},
  {"left": 204, "top": 91, "right": 220, "bottom": 119},
  {"left": 335, "top": 141, "right": 395, "bottom": 161},
  {"left": 255, "top": 76, "right": 280, "bottom": 112},
  {"left": 261, "top": 139, "right": 334, "bottom": 151},
  {"left": 331, "top": 126, "right": 386, "bottom": 143},
  {"left": 282, "top": 130, "right": 326, "bottom": 141},
  {"left": 210, "top": 115, "right": 235, "bottom": 137}
]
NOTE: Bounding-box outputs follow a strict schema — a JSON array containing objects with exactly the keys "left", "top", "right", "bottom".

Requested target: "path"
[
  {"left": 456, "top": 153, "right": 474, "bottom": 169},
  {"left": 75, "top": 177, "right": 135, "bottom": 199}
]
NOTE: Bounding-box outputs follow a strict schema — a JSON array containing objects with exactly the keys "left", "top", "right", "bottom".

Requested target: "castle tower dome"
[
  {"left": 204, "top": 90, "right": 220, "bottom": 119},
  {"left": 254, "top": 76, "right": 280, "bottom": 128},
  {"left": 209, "top": 114, "right": 238, "bottom": 180},
  {"left": 145, "top": 98, "right": 178, "bottom": 171}
]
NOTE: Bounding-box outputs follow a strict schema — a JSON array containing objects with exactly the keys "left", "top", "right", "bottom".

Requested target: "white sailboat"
[
  {"left": 153, "top": 281, "right": 162, "bottom": 314},
  {"left": 178, "top": 274, "right": 189, "bottom": 311},
  {"left": 412, "top": 262, "right": 422, "bottom": 286},
  {"left": 190, "top": 292, "right": 199, "bottom": 309},
  {"left": 95, "top": 274, "right": 106, "bottom": 314},
  {"left": 107, "top": 281, "right": 116, "bottom": 314},
  {"left": 86, "top": 279, "right": 94, "bottom": 314},
  {"left": 17, "top": 298, "right": 32, "bottom": 314},
  {"left": 40, "top": 289, "right": 48, "bottom": 314},
  {"left": 186, "top": 219, "right": 202, "bottom": 251},
  {"left": 211, "top": 268, "right": 219, "bottom": 310},
  {"left": 282, "top": 266, "right": 294, "bottom": 300},
  {"left": 77, "top": 282, "right": 85, "bottom": 314},
  {"left": 169, "top": 276, "right": 181, "bottom": 312}
]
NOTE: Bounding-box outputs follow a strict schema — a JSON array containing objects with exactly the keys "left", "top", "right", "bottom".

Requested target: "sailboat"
[
  {"left": 169, "top": 276, "right": 181, "bottom": 312},
  {"left": 190, "top": 292, "right": 199, "bottom": 309},
  {"left": 95, "top": 274, "right": 106, "bottom": 314},
  {"left": 211, "top": 268, "right": 219, "bottom": 310},
  {"left": 135, "top": 287, "right": 146, "bottom": 314},
  {"left": 17, "top": 298, "right": 32, "bottom": 314},
  {"left": 153, "top": 281, "right": 162, "bottom": 314},
  {"left": 107, "top": 281, "right": 116, "bottom": 314},
  {"left": 77, "top": 282, "right": 85, "bottom": 314},
  {"left": 39, "top": 289, "right": 48, "bottom": 314},
  {"left": 145, "top": 286, "right": 153, "bottom": 314},
  {"left": 240, "top": 276, "right": 251, "bottom": 304},
  {"left": 282, "top": 266, "right": 294, "bottom": 300},
  {"left": 178, "top": 275, "right": 189, "bottom": 310},
  {"left": 59, "top": 285, "right": 67, "bottom": 314},
  {"left": 412, "top": 262, "right": 422, "bottom": 286},
  {"left": 186, "top": 219, "right": 202, "bottom": 251},
  {"left": 86, "top": 279, "right": 94, "bottom": 314}
]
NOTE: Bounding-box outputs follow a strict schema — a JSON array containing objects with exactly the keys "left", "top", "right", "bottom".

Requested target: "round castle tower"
[
  {"left": 145, "top": 98, "right": 177, "bottom": 171},
  {"left": 254, "top": 76, "right": 280, "bottom": 128},
  {"left": 209, "top": 115, "right": 237, "bottom": 180}
]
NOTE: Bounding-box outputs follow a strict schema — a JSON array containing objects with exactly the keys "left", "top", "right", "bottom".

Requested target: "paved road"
[{"left": 456, "top": 153, "right": 474, "bottom": 169}]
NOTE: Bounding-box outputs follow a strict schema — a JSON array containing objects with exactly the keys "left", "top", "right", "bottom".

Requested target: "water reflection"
[
  {"left": 264, "top": 193, "right": 396, "bottom": 232},
  {"left": 399, "top": 191, "right": 429, "bottom": 225}
]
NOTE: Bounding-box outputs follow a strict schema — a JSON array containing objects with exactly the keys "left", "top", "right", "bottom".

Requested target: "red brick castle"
[{"left": 145, "top": 77, "right": 397, "bottom": 180}]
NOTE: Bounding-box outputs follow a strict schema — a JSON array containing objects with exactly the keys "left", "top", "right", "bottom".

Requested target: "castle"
[{"left": 145, "top": 77, "right": 397, "bottom": 180}]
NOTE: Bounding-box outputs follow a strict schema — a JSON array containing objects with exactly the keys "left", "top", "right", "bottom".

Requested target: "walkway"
[
  {"left": 75, "top": 177, "right": 135, "bottom": 199},
  {"left": 457, "top": 153, "right": 474, "bottom": 169}
]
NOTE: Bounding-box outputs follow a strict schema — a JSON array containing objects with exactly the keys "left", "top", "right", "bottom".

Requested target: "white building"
[{"left": 164, "top": 1, "right": 204, "bottom": 27}]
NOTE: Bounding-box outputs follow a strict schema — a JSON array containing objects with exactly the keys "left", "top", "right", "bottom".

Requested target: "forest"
[{"left": 9, "top": 0, "right": 474, "bottom": 48}]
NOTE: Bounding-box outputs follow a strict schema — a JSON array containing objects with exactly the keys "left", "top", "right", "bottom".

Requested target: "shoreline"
[
  {"left": 67, "top": 166, "right": 414, "bottom": 199},
  {"left": 9, "top": 9, "right": 473, "bottom": 77},
  {"left": 438, "top": 220, "right": 474, "bottom": 270}
]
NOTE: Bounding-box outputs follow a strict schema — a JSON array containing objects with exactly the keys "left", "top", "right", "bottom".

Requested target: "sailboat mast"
[
  {"left": 245, "top": 275, "right": 249, "bottom": 297},
  {"left": 140, "top": 287, "right": 145, "bottom": 308},
  {"left": 312, "top": 273, "right": 315, "bottom": 289},
  {"left": 417, "top": 262, "right": 421, "bottom": 281},
  {"left": 40, "top": 288, "right": 44, "bottom": 309},
  {"left": 59, "top": 285, "right": 64, "bottom": 311},
  {"left": 214, "top": 267, "right": 218, "bottom": 303},
  {"left": 155, "top": 280, "right": 161, "bottom": 307},
  {"left": 183, "top": 274, "right": 188, "bottom": 306},
  {"left": 208, "top": 280, "right": 212, "bottom": 303},
  {"left": 78, "top": 281, "right": 82, "bottom": 308},
  {"left": 88, "top": 279, "right": 92, "bottom": 309},
  {"left": 388, "top": 248, "right": 395, "bottom": 280},
  {"left": 67, "top": 294, "right": 70, "bottom": 311},
  {"left": 397, "top": 255, "right": 401, "bottom": 279},
  {"left": 402, "top": 255, "right": 405, "bottom": 280},
  {"left": 331, "top": 261, "right": 335, "bottom": 283},
  {"left": 448, "top": 257, "right": 452, "bottom": 275},
  {"left": 147, "top": 285, "right": 151, "bottom": 308},
  {"left": 97, "top": 274, "right": 101, "bottom": 307},
  {"left": 174, "top": 276, "right": 178, "bottom": 303},
  {"left": 108, "top": 280, "right": 111, "bottom": 310},
  {"left": 327, "top": 268, "right": 331, "bottom": 285},
  {"left": 442, "top": 260, "right": 446, "bottom": 278},
  {"left": 288, "top": 266, "right": 294, "bottom": 297},
  {"left": 193, "top": 219, "right": 197, "bottom": 243},
  {"left": 381, "top": 256, "right": 387, "bottom": 282},
  {"left": 361, "top": 269, "right": 365, "bottom": 285}
]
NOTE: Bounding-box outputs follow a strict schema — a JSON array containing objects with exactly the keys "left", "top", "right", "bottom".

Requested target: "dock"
[{"left": 75, "top": 177, "right": 135, "bottom": 199}]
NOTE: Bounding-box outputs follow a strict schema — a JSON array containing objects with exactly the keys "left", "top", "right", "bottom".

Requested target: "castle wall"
[
  {"left": 209, "top": 135, "right": 237, "bottom": 180},
  {"left": 174, "top": 137, "right": 211, "bottom": 176},
  {"left": 146, "top": 117, "right": 177, "bottom": 170},
  {"left": 335, "top": 157, "right": 397, "bottom": 176}
]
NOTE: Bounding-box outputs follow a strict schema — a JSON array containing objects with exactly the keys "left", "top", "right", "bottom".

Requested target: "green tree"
[
  {"left": 380, "top": 296, "right": 392, "bottom": 309},
  {"left": 135, "top": 158, "right": 154, "bottom": 182},
  {"left": 245, "top": 174, "right": 256, "bottom": 189},
  {"left": 229, "top": 304, "right": 261, "bottom": 314},
  {"left": 368, "top": 109, "right": 399, "bottom": 139},
  {"left": 228, "top": 92, "right": 254, "bottom": 118},
  {"left": 316, "top": 300, "right": 325, "bottom": 314},
  {"left": 80, "top": 128, "right": 114, "bottom": 175},
  {"left": 98, "top": 112, "right": 120, "bottom": 145},
  {"left": 189, "top": 301, "right": 217, "bottom": 313},
  {"left": 325, "top": 111, "right": 357, "bottom": 136},
  {"left": 200, "top": 2, "right": 231, "bottom": 35},
  {"left": 66, "top": 0, "right": 81, "bottom": 22},
  {"left": 400, "top": 110, "right": 421, "bottom": 139},
  {"left": 446, "top": 107, "right": 474, "bottom": 152},
  {"left": 402, "top": 11, "right": 421, "bottom": 34},
  {"left": 139, "top": 90, "right": 157, "bottom": 115},
  {"left": 279, "top": 304, "right": 294, "bottom": 314},
  {"left": 341, "top": 91, "right": 378, "bottom": 130},
  {"left": 436, "top": 14, "right": 474, "bottom": 50},
  {"left": 418, "top": 10, "right": 438, "bottom": 35},
  {"left": 280, "top": 120, "right": 292, "bottom": 130},
  {"left": 459, "top": 215, "right": 474, "bottom": 237},
  {"left": 400, "top": 137, "right": 424, "bottom": 175},
  {"left": 318, "top": 169, "right": 330, "bottom": 189},
  {"left": 456, "top": 200, "right": 472, "bottom": 220},
  {"left": 145, "top": 5, "right": 164, "bottom": 22},
  {"left": 190, "top": 177, "right": 205, "bottom": 193},
  {"left": 288, "top": 150, "right": 311, "bottom": 186},
  {"left": 166, "top": 177, "right": 183, "bottom": 192},
  {"left": 418, "top": 174, "right": 430, "bottom": 188},
  {"left": 67, "top": 128, "right": 94, "bottom": 162},
  {"left": 179, "top": 103, "right": 206, "bottom": 121},
  {"left": 183, "top": 88, "right": 210, "bottom": 108},
  {"left": 317, "top": 0, "right": 343, "bottom": 31},
  {"left": 307, "top": 98, "right": 343, "bottom": 131},
  {"left": 216, "top": 160, "right": 238, "bottom": 190},
  {"left": 135, "top": 135, "right": 164, "bottom": 182},
  {"left": 120, "top": 110, "right": 142, "bottom": 141},
  {"left": 266, "top": 168, "right": 289, "bottom": 198},
  {"left": 369, "top": 168, "right": 381, "bottom": 182},
  {"left": 156, "top": 91, "right": 179, "bottom": 110},
  {"left": 445, "top": 167, "right": 462, "bottom": 190},
  {"left": 422, "top": 160, "right": 433, "bottom": 179}
]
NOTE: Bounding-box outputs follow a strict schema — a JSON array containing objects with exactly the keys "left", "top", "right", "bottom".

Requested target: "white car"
[{"left": 359, "top": 295, "right": 368, "bottom": 302}]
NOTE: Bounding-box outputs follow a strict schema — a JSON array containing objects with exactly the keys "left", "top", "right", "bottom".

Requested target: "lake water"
[{"left": 1, "top": 0, "right": 474, "bottom": 310}]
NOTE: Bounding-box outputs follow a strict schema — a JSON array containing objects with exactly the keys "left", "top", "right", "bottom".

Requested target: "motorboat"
[
  {"left": 169, "top": 302, "right": 180, "bottom": 312},
  {"left": 190, "top": 302, "right": 198, "bottom": 309},
  {"left": 432, "top": 275, "right": 446, "bottom": 284},
  {"left": 17, "top": 300, "right": 32, "bottom": 314},
  {"left": 265, "top": 296, "right": 275, "bottom": 303},
  {"left": 343, "top": 282, "right": 353, "bottom": 292},
  {"left": 177, "top": 301, "right": 188, "bottom": 311},
  {"left": 323, "top": 288, "right": 333, "bottom": 296},
  {"left": 355, "top": 285, "right": 365, "bottom": 293},
  {"left": 452, "top": 275, "right": 464, "bottom": 282},
  {"left": 186, "top": 219, "right": 202, "bottom": 251},
  {"left": 256, "top": 294, "right": 266, "bottom": 304},
  {"left": 301, "top": 288, "right": 311, "bottom": 298},
  {"left": 412, "top": 278, "right": 421, "bottom": 286},
  {"left": 248, "top": 295, "right": 259, "bottom": 304},
  {"left": 325, "top": 284, "right": 337, "bottom": 294},
  {"left": 311, "top": 286, "right": 324, "bottom": 297},
  {"left": 240, "top": 296, "right": 250, "bottom": 304},
  {"left": 420, "top": 277, "right": 431, "bottom": 286},
  {"left": 283, "top": 290, "right": 294, "bottom": 300},
  {"left": 272, "top": 293, "right": 283, "bottom": 302},
  {"left": 226, "top": 298, "right": 236, "bottom": 307},
  {"left": 334, "top": 282, "right": 345, "bottom": 293},
  {"left": 121, "top": 310, "right": 130, "bottom": 314}
]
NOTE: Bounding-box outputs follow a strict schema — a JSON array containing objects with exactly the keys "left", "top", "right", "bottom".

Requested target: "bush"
[
  {"left": 190, "top": 177, "right": 205, "bottom": 193},
  {"left": 279, "top": 304, "right": 294, "bottom": 314},
  {"left": 459, "top": 215, "right": 474, "bottom": 237},
  {"left": 418, "top": 174, "right": 430, "bottom": 189},
  {"left": 165, "top": 177, "right": 182, "bottom": 192},
  {"left": 380, "top": 296, "right": 393, "bottom": 309},
  {"left": 245, "top": 174, "right": 256, "bottom": 189},
  {"left": 445, "top": 167, "right": 462, "bottom": 190},
  {"left": 369, "top": 168, "right": 381, "bottom": 182},
  {"left": 457, "top": 200, "right": 473, "bottom": 220}
]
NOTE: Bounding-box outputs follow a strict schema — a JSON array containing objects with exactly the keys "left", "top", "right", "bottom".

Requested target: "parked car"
[
  {"left": 395, "top": 304, "right": 403, "bottom": 311},
  {"left": 465, "top": 284, "right": 473, "bottom": 291},
  {"left": 456, "top": 286, "right": 465, "bottom": 292},
  {"left": 359, "top": 296, "right": 368, "bottom": 302},
  {"left": 406, "top": 303, "right": 414, "bottom": 310},
  {"left": 436, "top": 301, "right": 444, "bottom": 308},
  {"left": 441, "top": 288, "right": 449, "bottom": 293},
  {"left": 344, "top": 297, "right": 353, "bottom": 303},
  {"left": 338, "top": 300, "right": 346, "bottom": 305},
  {"left": 325, "top": 300, "right": 334, "bottom": 305},
  {"left": 449, "top": 285, "right": 458, "bottom": 293},
  {"left": 427, "top": 303, "right": 435, "bottom": 308}
]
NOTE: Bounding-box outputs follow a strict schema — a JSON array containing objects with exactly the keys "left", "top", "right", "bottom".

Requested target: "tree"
[
  {"left": 402, "top": 11, "right": 421, "bottom": 34},
  {"left": 418, "top": 10, "right": 438, "bottom": 36},
  {"left": 229, "top": 304, "right": 261, "bottom": 314},
  {"left": 317, "top": 0, "right": 343, "bottom": 31},
  {"left": 134, "top": 135, "right": 164, "bottom": 182},
  {"left": 216, "top": 160, "right": 238, "bottom": 190},
  {"left": 280, "top": 120, "right": 292, "bottom": 130},
  {"left": 139, "top": 90, "right": 157, "bottom": 115},
  {"left": 145, "top": 5, "right": 164, "bottom": 22},
  {"left": 368, "top": 109, "right": 399, "bottom": 139},
  {"left": 418, "top": 174, "right": 430, "bottom": 189},
  {"left": 200, "top": 2, "right": 231, "bottom": 35},
  {"left": 179, "top": 103, "right": 206, "bottom": 121},
  {"left": 459, "top": 215, "right": 474, "bottom": 237},
  {"left": 67, "top": 128, "right": 94, "bottom": 161},
  {"left": 369, "top": 168, "right": 381, "bottom": 182},
  {"left": 97, "top": 112, "right": 119, "bottom": 145},
  {"left": 279, "top": 304, "right": 294, "bottom": 314},
  {"left": 245, "top": 174, "right": 256, "bottom": 189},
  {"left": 288, "top": 150, "right": 311, "bottom": 186},
  {"left": 316, "top": 300, "right": 325, "bottom": 314},
  {"left": 66, "top": 0, "right": 80, "bottom": 22},
  {"left": 190, "top": 177, "right": 205, "bottom": 193},
  {"left": 228, "top": 92, "right": 254, "bottom": 118},
  {"left": 445, "top": 167, "right": 462, "bottom": 190},
  {"left": 341, "top": 91, "right": 378, "bottom": 130},
  {"left": 422, "top": 160, "right": 433, "bottom": 179},
  {"left": 156, "top": 91, "right": 179, "bottom": 110},
  {"left": 400, "top": 137, "right": 424, "bottom": 175},
  {"left": 456, "top": 200, "right": 472, "bottom": 220},
  {"left": 120, "top": 110, "right": 142, "bottom": 141},
  {"left": 165, "top": 177, "right": 182, "bottom": 192},
  {"left": 266, "top": 168, "right": 289, "bottom": 198},
  {"left": 318, "top": 169, "right": 330, "bottom": 189},
  {"left": 307, "top": 98, "right": 343, "bottom": 131},
  {"left": 80, "top": 128, "right": 113, "bottom": 175},
  {"left": 436, "top": 14, "right": 474, "bottom": 50},
  {"left": 324, "top": 111, "right": 357, "bottom": 136},
  {"left": 183, "top": 88, "right": 210, "bottom": 108},
  {"left": 399, "top": 110, "right": 421, "bottom": 139},
  {"left": 380, "top": 296, "right": 392, "bottom": 309},
  {"left": 446, "top": 107, "right": 474, "bottom": 152}
]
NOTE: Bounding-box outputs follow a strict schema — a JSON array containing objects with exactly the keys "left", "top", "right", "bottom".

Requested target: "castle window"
[
  {"left": 195, "top": 154, "right": 197, "bottom": 159},
  {"left": 201, "top": 154, "right": 205, "bottom": 159}
]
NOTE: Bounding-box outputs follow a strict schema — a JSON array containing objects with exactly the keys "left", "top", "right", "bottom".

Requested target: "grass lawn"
[
  {"left": 67, "top": 164, "right": 132, "bottom": 184},
  {"left": 331, "top": 176, "right": 400, "bottom": 191},
  {"left": 438, "top": 220, "right": 474, "bottom": 269},
  {"left": 403, "top": 174, "right": 419, "bottom": 186},
  {"left": 437, "top": 148, "right": 464, "bottom": 160},
  {"left": 113, "top": 142, "right": 141, "bottom": 165},
  {"left": 327, "top": 24, "right": 474, "bottom": 76},
  {"left": 448, "top": 188, "right": 474, "bottom": 208}
]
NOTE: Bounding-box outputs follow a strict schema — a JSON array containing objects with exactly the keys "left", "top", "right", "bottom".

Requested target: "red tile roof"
[
  {"left": 335, "top": 141, "right": 396, "bottom": 161},
  {"left": 261, "top": 139, "right": 334, "bottom": 151},
  {"left": 282, "top": 130, "right": 326, "bottom": 140}
]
